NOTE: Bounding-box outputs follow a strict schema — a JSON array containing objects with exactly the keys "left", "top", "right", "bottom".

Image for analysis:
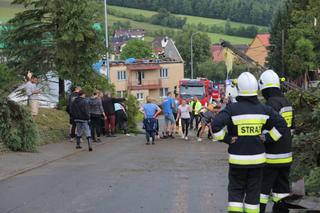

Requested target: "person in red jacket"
[{"left": 101, "top": 92, "right": 125, "bottom": 137}]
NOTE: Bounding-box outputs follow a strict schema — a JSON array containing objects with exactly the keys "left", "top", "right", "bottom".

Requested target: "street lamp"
[
  {"left": 104, "top": 0, "right": 110, "bottom": 79},
  {"left": 190, "top": 32, "right": 200, "bottom": 79}
]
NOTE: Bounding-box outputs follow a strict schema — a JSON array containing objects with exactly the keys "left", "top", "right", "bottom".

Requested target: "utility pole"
[
  {"left": 104, "top": 0, "right": 110, "bottom": 79},
  {"left": 281, "top": 29, "right": 285, "bottom": 77},
  {"left": 190, "top": 32, "right": 200, "bottom": 79}
]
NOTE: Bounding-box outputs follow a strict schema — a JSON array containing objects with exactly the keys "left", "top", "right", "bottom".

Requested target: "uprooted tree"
[{"left": 286, "top": 90, "right": 320, "bottom": 197}]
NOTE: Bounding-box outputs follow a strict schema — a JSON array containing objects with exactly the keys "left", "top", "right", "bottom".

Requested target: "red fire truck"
[{"left": 178, "top": 78, "right": 220, "bottom": 105}]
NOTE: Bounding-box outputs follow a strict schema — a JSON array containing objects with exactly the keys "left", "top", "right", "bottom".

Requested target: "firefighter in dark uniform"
[
  {"left": 259, "top": 70, "right": 294, "bottom": 213},
  {"left": 211, "top": 72, "right": 288, "bottom": 213}
]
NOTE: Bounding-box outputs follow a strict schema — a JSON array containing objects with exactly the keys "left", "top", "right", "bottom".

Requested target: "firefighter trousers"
[
  {"left": 228, "top": 167, "right": 263, "bottom": 213},
  {"left": 260, "top": 166, "right": 290, "bottom": 213}
]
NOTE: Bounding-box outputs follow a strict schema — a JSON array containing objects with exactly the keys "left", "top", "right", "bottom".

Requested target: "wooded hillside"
[{"left": 108, "top": 0, "right": 284, "bottom": 26}]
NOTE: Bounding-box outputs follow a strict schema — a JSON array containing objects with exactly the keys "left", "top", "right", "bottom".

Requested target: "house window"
[
  {"left": 117, "top": 71, "right": 127, "bottom": 80},
  {"left": 136, "top": 93, "right": 144, "bottom": 100},
  {"left": 117, "top": 91, "right": 127, "bottom": 98},
  {"left": 136, "top": 71, "right": 145, "bottom": 79},
  {"left": 136, "top": 71, "right": 145, "bottom": 85},
  {"left": 160, "top": 68, "right": 168, "bottom": 78},
  {"left": 159, "top": 88, "right": 169, "bottom": 97}
]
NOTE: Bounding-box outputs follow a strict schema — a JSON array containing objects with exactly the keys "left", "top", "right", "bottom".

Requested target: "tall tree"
[
  {"left": 174, "top": 28, "right": 212, "bottom": 78},
  {"left": 267, "top": 3, "right": 290, "bottom": 76},
  {"left": 285, "top": 0, "right": 319, "bottom": 79},
  {"left": 3, "top": 0, "right": 109, "bottom": 98},
  {"left": 268, "top": 0, "right": 320, "bottom": 79},
  {"left": 120, "top": 39, "right": 153, "bottom": 60}
]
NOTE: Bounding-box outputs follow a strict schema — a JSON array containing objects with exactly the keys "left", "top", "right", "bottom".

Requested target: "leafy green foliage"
[
  {"left": 3, "top": 0, "right": 110, "bottom": 95},
  {"left": 174, "top": 27, "right": 211, "bottom": 77},
  {"left": 267, "top": 5, "right": 289, "bottom": 75},
  {"left": 0, "top": 96, "right": 38, "bottom": 152},
  {"left": 268, "top": 0, "right": 320, "bottom": 79},
  {"left": 0, "top": 64, "right": 38, "bottom": 152},
  {"left": 305, "top": 167, "right": 320, "bottom": 196},
  {"left": 124, "top": 94, "right": 140, "bottom": 133},
  {"left": 312, "top": 103, "right": 320, "bottom": 127},
  {"left": 197, "top": 60, "right": 226, "bottom": 81},
  {"left": 150, "top": 8, "right": 186, "bottom": 29},
  {"left": 291, "top": 132, "right": 320, "bottom": 181},
  {"left": 120, "top": 39, "right": 153, "bottom": 60},
  {"left": 286, "top": 89, "right": 320, "bottom": 196},
  {"left": 0, "top": 64, "right": 20, "bottom": 95},
  {"left": 287, "top": 37, "right": 316, "bottom": 78}
]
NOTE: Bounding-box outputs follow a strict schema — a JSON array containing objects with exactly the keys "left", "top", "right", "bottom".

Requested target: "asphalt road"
[{"left": 0, "top": 134, "right": 229, "bottom": 213}]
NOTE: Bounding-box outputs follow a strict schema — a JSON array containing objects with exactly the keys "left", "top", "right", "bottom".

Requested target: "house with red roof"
[
  {"left": 211, "top": 44, "right": 248, "bottom": 63},
  {"left": 245, "top": 33, "right": 270, "bottom": 67},
  {"left": 212, "top": 45, "right": 224, "bottom": 63}
]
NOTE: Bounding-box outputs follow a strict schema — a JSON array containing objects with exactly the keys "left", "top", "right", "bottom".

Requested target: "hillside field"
[
  {"left": 108, "top": 14, "right": 252, "bottom": 44},
  {"left": 109, "top": 5, "right": 268, "bottom": 31},
  {"left": 0, "top": 0, "right": 253, "bottom": 44}
]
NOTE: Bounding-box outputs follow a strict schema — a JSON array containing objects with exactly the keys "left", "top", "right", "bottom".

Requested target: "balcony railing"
[{"left": 128, "top": 79, "right": 162, "bottom": 90}]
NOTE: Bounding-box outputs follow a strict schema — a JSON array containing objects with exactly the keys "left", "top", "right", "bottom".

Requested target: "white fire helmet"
[
  {"left": 259, "top": 69, "right": 280, "bottom": 91},
  {"left": 236, "top": 72, "right": 258, "bottom": 96}
]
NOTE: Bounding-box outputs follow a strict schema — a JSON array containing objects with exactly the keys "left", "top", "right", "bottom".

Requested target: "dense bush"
[
  {"left": 150, "top": 8, "right": 186, "bottom": 29},
  {"left": 125, "top": 95, "right": 141, "bottom": 133},
  {"left": 285, "top": 89, "right": 320, "bottom": 196},
  {"left": 305, "top": 167, "right": 320, "bottom": 196},
  {"left": 0, "top": 96, "right": 38, "bottom": 152}
]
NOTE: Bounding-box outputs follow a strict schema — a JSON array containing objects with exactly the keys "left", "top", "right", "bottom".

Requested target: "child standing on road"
[
  {"left": 176, "top": 99, "right": 191, "bottom": 140},
  {"left": 71, "top": 90, "right": 93, "bottom": 151}
]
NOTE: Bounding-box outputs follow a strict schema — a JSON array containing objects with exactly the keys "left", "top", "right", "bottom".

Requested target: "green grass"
[
  {"left": 109, "top": 5, "right": 268, "bottom": 31},
  {"left": 144, "top": 36, "right": 155, "bottom": 43},
  {"left": 34, "top": 109, "right": 69, "bottom": 145},
  {"left": 0, "top": 7, "right": 23, "bottom": 22},
  {"left": 109, "top": 15, "right": 252, "bottom": 44},
  {"left": 0, "top": 0, "right": 24, "bottom": 23},
  {"left": 109, "top": 15, "right": 174, "bottom": 32}
]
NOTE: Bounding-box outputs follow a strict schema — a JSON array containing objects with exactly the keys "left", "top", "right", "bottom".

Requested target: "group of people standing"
[
  {"left": 67, "top": 87, "right": 129, "bottom": 151},
  {"left": 140, "top": 92, "right": 221, "bottom": 144}
]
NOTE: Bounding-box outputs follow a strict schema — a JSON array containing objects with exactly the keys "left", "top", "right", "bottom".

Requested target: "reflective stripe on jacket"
[
  {"left": 211, "top": 99, "right": 288, "bottom": 168},
  {"left": 190, "top": 101, "right": 202, "bottom": 115},
  {"left": 264, "top": 96, "right": 294, "bottom": 166}
]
